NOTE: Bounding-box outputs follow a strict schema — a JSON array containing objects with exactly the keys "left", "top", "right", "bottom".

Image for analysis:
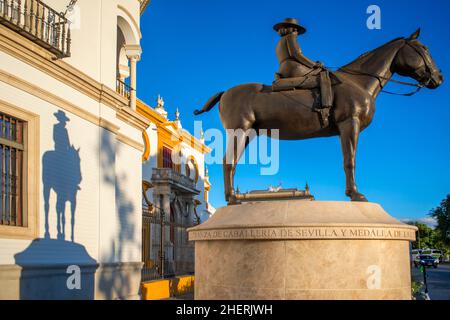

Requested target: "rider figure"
[
  {"left": 273, "top": 18, "right": 333, "bottom": 127},
  {"left": 274, "top": 18, "right": 323, "bottom": 80}
]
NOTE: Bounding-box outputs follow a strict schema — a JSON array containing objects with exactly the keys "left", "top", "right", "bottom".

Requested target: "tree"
[
  {"left": 429, "top": 195, "right": 450, "bottom": 245},
  {"left": 407, "top": 222, "right": 436, "bottom": 249}
]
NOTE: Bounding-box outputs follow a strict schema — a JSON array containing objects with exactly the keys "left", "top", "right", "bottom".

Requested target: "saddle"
[{"left": 272, "top": 70, "right": 340, "bottom": 128}]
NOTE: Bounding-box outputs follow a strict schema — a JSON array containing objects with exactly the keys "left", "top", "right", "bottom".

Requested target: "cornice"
[
  {"left": 0, "top": 24, "right": 149, "bottom": 133},
  {"left": 137, "top": 100, "right": 211, "bottom": 154},
  {"left": 139, "top": 0, "right": 151, "bottom": 15}
]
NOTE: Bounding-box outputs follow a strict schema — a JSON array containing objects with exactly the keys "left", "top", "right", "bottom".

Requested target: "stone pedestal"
[{"left": 188, "top": 201, "right": 417, "bottom": 300}]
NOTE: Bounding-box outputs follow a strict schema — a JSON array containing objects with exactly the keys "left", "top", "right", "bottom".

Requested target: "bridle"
[{"left": 337, "top": 39, "right": 434, "bottom": 97}]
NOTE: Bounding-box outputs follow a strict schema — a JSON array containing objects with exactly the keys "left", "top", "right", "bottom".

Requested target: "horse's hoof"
[
  {"left": 225, "top": 189, "right": 237, "bottom": 203},
  {"left": 227, "top": 195, "right": 241, "bottom": 206},
  {"left": 350, "top": 192, "right": 369, "bottom": 202}
]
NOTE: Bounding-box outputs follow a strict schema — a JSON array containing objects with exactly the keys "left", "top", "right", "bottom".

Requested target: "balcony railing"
[
  {"left": 116, "top": 78, "right": 131, "bottom": 100},
  {"left": 151, "top": 168, "right": 199, "bottom": 195},
  {"left": 0, "top": 0, "right": 71, "bottom": 58}
]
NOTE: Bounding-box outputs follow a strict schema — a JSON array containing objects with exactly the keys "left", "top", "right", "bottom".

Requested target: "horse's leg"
[
  {"left": 230, "top": 135, "right": 254, "bottom": 192},
  {"left": 56, "top": 196, "right": 64, "bottom": 240},
  {"left": 223, "top": 133, "right": 239, "bottom": 202},
  {"left": 226, "top": 130, "right": 252, "bottom": 205},
  {"left": 43, "top": 184, "right": 51, "bottom": 238},
  {"left": 337, "top": 117, "right": 368, "bottom": 202},
  {"left": 223, "top": 155, "right": 232, "bottom": 202},
  {"left": 70, "top": 196, "right": 76, "bottom": 242}
]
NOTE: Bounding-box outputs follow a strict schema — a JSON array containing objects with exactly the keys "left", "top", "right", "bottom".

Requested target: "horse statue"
[
  {"left": 194, "top": 29, "right": 443, "bottom": 205},
  {"left": 43, "top": 144, "right": 82, "bottom": 241}
]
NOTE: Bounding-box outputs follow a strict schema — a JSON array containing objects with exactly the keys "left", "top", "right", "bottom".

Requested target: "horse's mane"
[{"left": 340, "top": 37, "right": 405, "bottom": 71}]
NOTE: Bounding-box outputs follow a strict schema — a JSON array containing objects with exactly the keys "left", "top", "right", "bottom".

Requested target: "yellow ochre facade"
[{"left": 138, "top": 97, "right": 214, "bottom": 298}]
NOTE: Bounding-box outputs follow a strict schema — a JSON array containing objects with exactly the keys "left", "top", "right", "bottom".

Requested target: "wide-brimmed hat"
[
  {"left": 54, "top": 110, "right": 70, "bottom": 122},
  {"left": 273, "top": 18, "right": 306, "bottom": 34}
]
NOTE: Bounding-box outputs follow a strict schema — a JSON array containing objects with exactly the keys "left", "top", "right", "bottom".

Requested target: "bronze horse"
[{"left": 194, "top": 29, "right": 443, "bottom": 204}]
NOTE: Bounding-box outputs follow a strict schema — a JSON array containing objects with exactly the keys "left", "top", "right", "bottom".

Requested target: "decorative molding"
[
  {"left": 0, "top": 71, "right": 145, "bottom": 154},
  {"left": 142, "top": 130, "right": 150, "bottom": 161},
  {"left": 118, "top": 4, "right": 143, "bottom": 40},
  {"left": 117, "top": 133, "right": 144, "bottom": 152},
  {"left": 0, "top": 25, "right": 105, "bottom": 104},
  {"left": 0, "top": 262, "right": 143, "bottom": 300},
  {"left": 137, "top": 100, "right": 211, "bottom": 155},
  {"left": 0, "top": 25, "right": 148, "bottom": 132},
  {"left": 124, "top": 44, "right": 142, "bottom": 60},
  {"left": 117, "top": 106, "right": 151, "bottom": 131},
  {"left": 99, "top": 118, "right": 120, "bottom": 134},
  {"left": 0, "top": 69, "right": 119, "bottom": 135},
  {"left": 139, "top": 0, "right": 151, "bottom": 15}
]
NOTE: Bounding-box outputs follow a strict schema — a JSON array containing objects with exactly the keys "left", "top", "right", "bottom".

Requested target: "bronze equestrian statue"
[{"left": 194, "top": 22, "right": 443, "bottom": 205}]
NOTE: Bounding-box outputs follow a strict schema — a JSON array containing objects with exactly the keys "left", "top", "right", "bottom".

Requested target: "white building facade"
[{"left": 0, "top": 0, "right": 151, "bottom": 299}]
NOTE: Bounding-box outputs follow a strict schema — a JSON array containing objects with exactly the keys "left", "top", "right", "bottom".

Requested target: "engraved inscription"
[{"left": 189, "top": 227, "right": 416, "bottom": 241}]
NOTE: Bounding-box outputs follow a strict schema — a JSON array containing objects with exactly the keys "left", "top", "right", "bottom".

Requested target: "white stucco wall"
[
  {"left": 0, "top": 78, "right": 100, "bottom": 264},
  {"left": 44, "top": 0, "right": 142, "bottom": 90},
  {"left": 0, "top": 0, "right": 144, "bottom": 267}
]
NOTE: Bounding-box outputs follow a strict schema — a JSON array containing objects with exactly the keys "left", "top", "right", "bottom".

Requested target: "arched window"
[
  {"left": 116, "top": 27, "right": 129, "bottom": 81},
  {"left": 115, "top": 11, "right": 141, "bottom": 108}
]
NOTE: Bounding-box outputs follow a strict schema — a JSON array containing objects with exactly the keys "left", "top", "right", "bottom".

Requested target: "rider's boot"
[{"left": 314, "top": 70, "right": 333, "bottom": 127}]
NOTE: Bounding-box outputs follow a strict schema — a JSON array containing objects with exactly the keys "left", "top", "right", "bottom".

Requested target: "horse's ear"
[{"left": 408, "top": 28, "right": 421, "bottom": 40}]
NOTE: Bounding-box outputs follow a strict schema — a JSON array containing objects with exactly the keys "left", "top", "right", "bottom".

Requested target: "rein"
[
  {"left": 328, "top": 39, "right": 433, "bottom": 97},
  {"left": 337, "top": 68, "right": 425, "bottom": 97}
]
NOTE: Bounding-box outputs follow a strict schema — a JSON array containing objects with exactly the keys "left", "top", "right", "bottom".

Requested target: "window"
[
  {"left": 162, "top": 146, "right": 173, "bottom": 169},
  {"left": 0, "top": 102, "right": 39, "bottom": 239},
  {"left": 0, "top": 112, "right": 24, "bottom": 226}
]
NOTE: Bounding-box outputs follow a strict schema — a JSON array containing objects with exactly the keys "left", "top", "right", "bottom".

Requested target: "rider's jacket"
[{"left": 275, "top": 33, "right": 318, "bottom": 79}]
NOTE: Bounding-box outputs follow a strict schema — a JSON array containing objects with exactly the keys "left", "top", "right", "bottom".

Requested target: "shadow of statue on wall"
[
  {"left": 12, "top": 111, "right": 93, "bottom": 300},
  {"left": 43, "top": 110, "right": 82, "bottom": 242},
  {"left": 14, "top": 238, "right": 97, "bottom": 300}
]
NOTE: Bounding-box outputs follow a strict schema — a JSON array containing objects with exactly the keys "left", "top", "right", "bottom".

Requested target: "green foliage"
[
  {"left": 405, "top": 195, "right": 450, "bottom": 254},
  {"left": 429, "top": 195, "right": 450, "bottom": 246},
  {"left": 407, "top": 222, "right": 437, "bottom": 250},
  {"left": 411, "top": 280, "right": 423, "bottom": 299}
]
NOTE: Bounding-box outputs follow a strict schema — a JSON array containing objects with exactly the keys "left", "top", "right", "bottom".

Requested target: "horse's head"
[{"left": 394, "top": 29, "right": 444, "bottom": 89}]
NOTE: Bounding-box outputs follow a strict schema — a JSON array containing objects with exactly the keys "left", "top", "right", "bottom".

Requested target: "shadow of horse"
[{"left": 43, "top": 111, "right": 82, "bottom": 242}]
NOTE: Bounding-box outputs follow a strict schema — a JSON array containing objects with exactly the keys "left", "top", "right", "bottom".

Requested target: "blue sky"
[{"left": 137, "top": 0, "right": 450, "bottom": 221}]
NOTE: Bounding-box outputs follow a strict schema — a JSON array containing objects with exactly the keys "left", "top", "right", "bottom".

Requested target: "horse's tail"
[{"left": 193, "top": 91, "right": 224, "bottom": 115}]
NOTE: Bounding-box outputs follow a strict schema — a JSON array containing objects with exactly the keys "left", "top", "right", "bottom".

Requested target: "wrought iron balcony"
[
  {"left": 0, "top": 0, "right": 71, "bottom": 58},
  {"left": 151, "top": 168, "right": 199, "bottom": 195}
]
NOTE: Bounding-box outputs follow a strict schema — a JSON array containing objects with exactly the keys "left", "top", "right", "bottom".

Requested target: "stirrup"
[{"left": 315, "top": 107, "right": 331, "bottom": 128}]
